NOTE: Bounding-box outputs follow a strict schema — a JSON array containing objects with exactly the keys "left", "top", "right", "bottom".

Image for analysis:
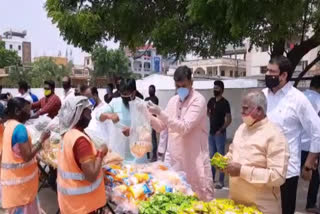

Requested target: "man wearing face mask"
[
  {"left": 224, "top": 91, "right": 289, "bottom": 214},
  {"left": 147, "top": 66, "right": 214, "bottom": 201},
  {"left": 61, "top": 76, "right": 74, "bottom": 104},
  {"left": 96, "top": 79, "right": 148, "bottom": 163},
  {"left": 262, "top": 56, "right": 320, "bottom": 214},
  {"left": 32, "top": 80, "right": 62, "bottom": 119},
  {"left": 207, "top": 80, "right": 232, "bottom": 189}
]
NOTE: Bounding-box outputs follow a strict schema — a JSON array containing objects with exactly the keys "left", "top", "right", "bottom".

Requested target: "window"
[
  {"left": 230, "top": 70, "right": 233, "bottom": 77},
  {"left": 235, "top": 71, "right": 239, "bottom": 77},
  {"left": 87, "top": 59, "right": 90, "bottom": 65},
  {"left": 18, "top": 45, "right": 21, "bottom": 50},
  {"left": 9, "top": 44, "right": 13, "bottom": 49},
  {"left": 220, "top": 70, "right": 225, "bottom": 76},
  {"left": 144, "top": 62, "right": 151, "bottom": 69},
  {"left": 260, "top": 66, "right": 267, "bottom": 74},
  {"left": 261, "top": 44, "right": 269, "bottom": 52},
  {"left": 243, "top": 71, "right": 247, "bottom": 76}
]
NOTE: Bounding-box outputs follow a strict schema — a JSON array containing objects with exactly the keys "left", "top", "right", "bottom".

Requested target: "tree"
[
  {"left": 0, "top": 41, "right": 21, "bottom": 68},
  {"left": 29, "top": 58, "right": 71, "bottom": 87},
  {"left": 91, "top": 45, "right": 132, "bottom": 81},
  {"left": 8, "top": 58, "right": 71, "bottom": 87},
  {"left": 46, "top": 0, "right": 320, "bottom": 85}
]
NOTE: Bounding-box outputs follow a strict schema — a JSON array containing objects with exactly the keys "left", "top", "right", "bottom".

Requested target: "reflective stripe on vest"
[
  {"left": 57, "top": 177, "right": 103, "bottom": 196},
  {"left": 58, "top": 168, "right": 86, "bottom": 181},
  {"left": 1, "top": 168, "right": 38, "bottom": 186},
  {"left": 1, "top": 158, "right": 36, "bottom": 169}
]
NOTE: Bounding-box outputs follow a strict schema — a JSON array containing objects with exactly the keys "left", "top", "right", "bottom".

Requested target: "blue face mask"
[
  {"left": 177, "top": 87, "right": 190, "bottom": 102},
  {"left": 89, "top": 98, "right": 96, "bottom": 107}
]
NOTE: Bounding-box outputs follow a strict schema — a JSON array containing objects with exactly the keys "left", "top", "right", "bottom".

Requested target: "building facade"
[{"left": 1, "top": 30, "right": 31, "bottom": 65}]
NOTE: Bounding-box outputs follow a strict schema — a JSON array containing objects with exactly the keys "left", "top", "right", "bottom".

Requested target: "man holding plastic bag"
[
  {"left": 147, "top": 66, "right": 214, "bottom": 201},
  {"left": 96, "top": 79, "right": 149, "bottom": 164}
]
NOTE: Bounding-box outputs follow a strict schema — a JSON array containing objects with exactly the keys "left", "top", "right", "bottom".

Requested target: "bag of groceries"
[
  {"left": 129, "top": 99, "right": 152, "bottom": 158},
  {"left": 26, "top": 115, "right": 52, "bottom": 144}
]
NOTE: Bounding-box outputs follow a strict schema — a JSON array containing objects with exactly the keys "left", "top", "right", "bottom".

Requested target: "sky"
[{"left": 0, "top": 0, "right": 118, "bottom": 65}]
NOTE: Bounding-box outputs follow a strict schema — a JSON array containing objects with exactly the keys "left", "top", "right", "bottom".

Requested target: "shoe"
[
  {"left": 215, "top": 183, "right": 224, "bottom": 189},
  {"left": 306, "top": 207, "right": 320, "bottom": 214}
]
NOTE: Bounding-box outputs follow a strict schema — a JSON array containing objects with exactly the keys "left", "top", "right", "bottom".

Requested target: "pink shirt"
[{"left": 151, "top": 89, "right": 214, "bottom": 201}]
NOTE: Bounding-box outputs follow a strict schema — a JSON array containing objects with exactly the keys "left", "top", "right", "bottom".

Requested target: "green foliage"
[
  {"left": 46, "top": 0, "right": 320, "bottom": 81},
  {"left": 30, "top": 58, "right": 71, "bottom": 87},
  {"left": 8, "top": 58, "right": 71, "bottom": 87},
  {"left": 0, "top": 41, "right": 21, "bottom": 68},
  {"left": 91, "top": 45, "right": 131, "bottom": 80}
]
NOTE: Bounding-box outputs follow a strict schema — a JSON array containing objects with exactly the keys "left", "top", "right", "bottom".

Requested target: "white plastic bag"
[
  {"left": 129, "top": 99, "right": 152, "bottom": 158},
  {"left": 46, "top": 116, "right": 60, "bottom": 133},
  {"left": 85, "top": 128, "right": 109, "bottom": 148},
  {"left": 108, "top": 121, "right": 130, "bottom": 159},
  {"left": 26, "top": 115, "right": 52, "bottom": 144}
]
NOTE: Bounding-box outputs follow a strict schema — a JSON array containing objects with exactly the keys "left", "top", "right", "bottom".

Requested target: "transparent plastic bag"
[
  {"left": 129, "top": 99, "right": 152, "bottom": 158},
  {"left": 108, "top": 121, "right": 130, "bottom": 159}
]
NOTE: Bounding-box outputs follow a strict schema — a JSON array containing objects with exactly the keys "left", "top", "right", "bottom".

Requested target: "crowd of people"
[{"left": 0, "top": 55, "right": 318, "bottom": 214}]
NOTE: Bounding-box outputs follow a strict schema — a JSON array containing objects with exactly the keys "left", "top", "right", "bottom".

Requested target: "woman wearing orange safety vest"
[
  {"left": 57, "top": 96, "right": 107, "bottom": 214},
  {"left": 1, "top": 97, "right": 50, "bottom": 213}
]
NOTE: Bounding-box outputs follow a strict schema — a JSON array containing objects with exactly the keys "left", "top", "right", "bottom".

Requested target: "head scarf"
[{"left": 59, "top": 96, "right": 91, "bottom": 135}]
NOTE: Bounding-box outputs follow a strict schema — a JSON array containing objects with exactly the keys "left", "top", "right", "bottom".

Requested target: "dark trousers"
[
  {"left": 147, "top": 129, "right": 158, "bottom": 160},
  {"left": 281, "top": 176, "right": 299, "bottom": 214},
  {"left": 301, "top": 150, "right": 320, "bottom": 208},
  {"left": 208, "top": 133, "right": 226, "bottom": 184},
  {"left": 151, "top": 129, "right": 157, "bottom": 158}
]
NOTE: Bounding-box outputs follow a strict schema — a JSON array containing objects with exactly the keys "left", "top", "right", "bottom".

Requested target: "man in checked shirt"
[{"left": 32, "top": 80, "right": 61, "bottom": 119}]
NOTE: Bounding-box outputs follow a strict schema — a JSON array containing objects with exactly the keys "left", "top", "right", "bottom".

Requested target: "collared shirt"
[
  {"left": 263, "top": 83, "right": 320, "bottom": 178},
  {"left": 150, "top": 89, "right": 214, "bottom": 201},
  {"left": 226, "top": 118, "right": 289, "bottom": 214},
  {"left": 32, "top": 94, "right": 62, "bottom": 119},
  {"left": 301, "top": 89, "right": 320, "bottom": 151}
]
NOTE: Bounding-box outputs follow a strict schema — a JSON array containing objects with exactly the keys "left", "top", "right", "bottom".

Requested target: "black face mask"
[
  {"left": 122, "top": 97, "right": 130, "bottom": 107},
  {"left": 149, "top": 91, "right": 155, "bottom": 97},
  {"left": 214, "top": 90, "right": 221, "bottom": 97},
  {"left": 265, "top": 75, "right": 280, "bottom": 89},
  {"left": 62, "top": 82, "right": 71, "bottom": 90}
]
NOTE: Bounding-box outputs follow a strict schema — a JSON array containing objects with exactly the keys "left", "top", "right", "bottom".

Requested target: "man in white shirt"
[
  {"left": 17, "top": 80, "right": 33, "bottom": 103},
  {"left": 62, "top": 76, "right": 74, "bottom": 103},
  {"left": 262, "top": 56, "right": 320, "bottom": 214},
  {"left": 301, "top": 75, "right": 320, "bottom": 213}
]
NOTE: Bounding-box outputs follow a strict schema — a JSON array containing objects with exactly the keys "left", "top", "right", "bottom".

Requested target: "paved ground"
[{"left": 0, "top": 177, "right": 313, "bottom": 214}]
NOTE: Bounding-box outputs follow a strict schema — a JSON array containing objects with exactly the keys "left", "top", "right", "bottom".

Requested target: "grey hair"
[{"left": 245, "top": 90, "right": 267, "bottom": 113}]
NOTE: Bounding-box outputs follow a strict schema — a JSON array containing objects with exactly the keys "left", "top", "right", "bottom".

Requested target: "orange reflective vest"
[
  {"left": 1, "top": 120, "right": 39, "bottom": 209},
  {"left": 57, "top": 129, "right": 106, "bottom": 214}
]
